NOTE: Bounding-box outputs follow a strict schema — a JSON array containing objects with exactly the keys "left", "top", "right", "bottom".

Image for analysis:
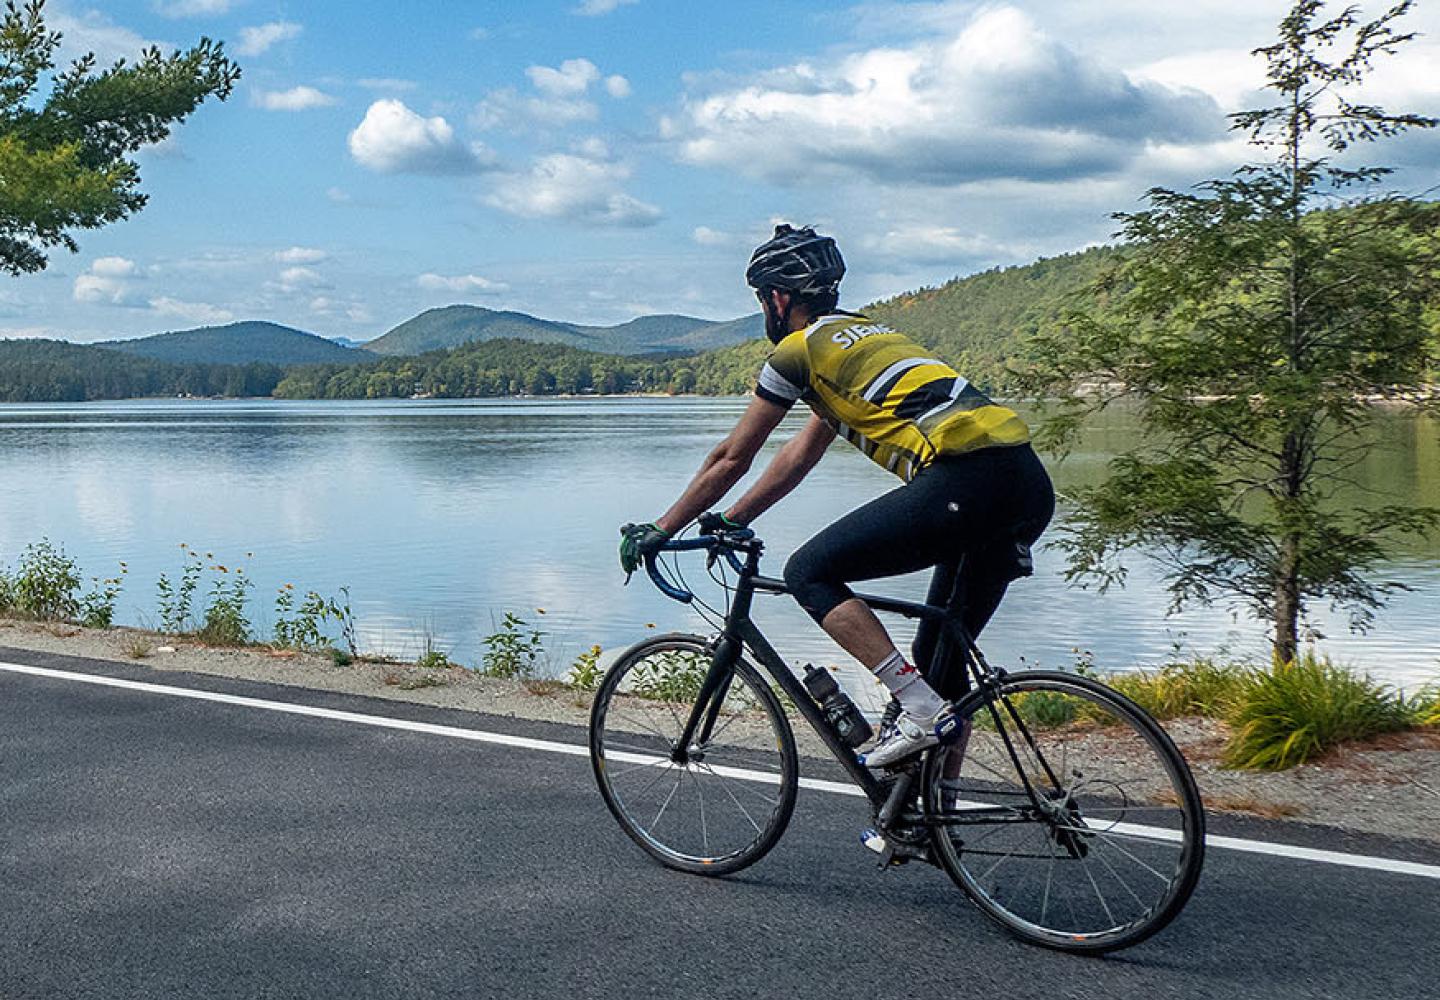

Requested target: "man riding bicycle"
[{"left": 620, "top": 224, "right": 1054, "bottom": 769}]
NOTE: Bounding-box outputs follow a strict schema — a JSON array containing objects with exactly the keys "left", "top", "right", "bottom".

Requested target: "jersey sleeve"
[{"left": 754, "top": 333, "right": 808, "bottom": 408}]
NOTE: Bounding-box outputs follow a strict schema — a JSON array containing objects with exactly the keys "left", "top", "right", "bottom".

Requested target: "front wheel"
[
  {"left": 589, "top": 633, "right": 798, "bottom": 876},
  {"left": 923, "top": 671, "right": 1205, "bottom": 953}
]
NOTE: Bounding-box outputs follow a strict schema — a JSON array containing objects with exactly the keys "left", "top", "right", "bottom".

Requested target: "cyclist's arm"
[
  {"left": 723, "top": 413, "right": 836, "bottom": 525},
  {"left": 655, "top": 394, "right": 789, "bottom": 534}
]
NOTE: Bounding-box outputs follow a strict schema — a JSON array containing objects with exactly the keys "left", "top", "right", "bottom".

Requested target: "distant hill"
[
  {"left": 364, "top": 306, "right": 588, "bottom": 356},
  {"left": 101, "top": 321, "right": 359, "bottom": 367},
  {"left": 0, "top": 338, "right": 284, "bottom": 401},
  {"left": 363, "top": 305, "right": 761, "bottom": 356}
]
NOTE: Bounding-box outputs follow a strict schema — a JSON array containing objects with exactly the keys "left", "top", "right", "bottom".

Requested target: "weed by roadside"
[
  {"left": 480, "top": 611, "right": 544, "bottom": 679},
  {"left": 273, "top": 584, "right": 357, "bottom": 656},
  {"left": 196, "top": 561, "right": 253, "bottom": 646},
  {"left": 567, "top": 644, "right": 603, "bottom": 691}
]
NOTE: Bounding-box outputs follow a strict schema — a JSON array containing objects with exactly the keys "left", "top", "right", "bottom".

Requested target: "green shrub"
[
  {"left": 567, "top": 644, "right": 604, "bottom": 691},
  {"left": 1409, "top": 685, "right": 1440, "bottom": 728},
  {"left": 79, "top": 565, "right": 127, "bottom": 629},
  {"left": 156, "top": 545, "right": 204, "bottom": 632},
  {"left": 1223, "top": 654, "right": 1414, "bottom": 770},
  {"left": 480, "top": 612, "right": 544, "bottom": 679},
  {"left": 196, "top": 563, "right": 252, "bottom": 646},
  {"left": 10, "top": 539, "right": 82, "bottom": 620}
]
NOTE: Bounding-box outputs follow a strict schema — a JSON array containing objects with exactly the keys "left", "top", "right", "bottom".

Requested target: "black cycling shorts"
[{"left": 782, "top": 443, "right": 1055, "bottom": 700}]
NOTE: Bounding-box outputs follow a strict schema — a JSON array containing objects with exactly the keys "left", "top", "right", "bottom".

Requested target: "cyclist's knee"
[{"left": 783, "top": 551, "right": 850, "bottom": 625}]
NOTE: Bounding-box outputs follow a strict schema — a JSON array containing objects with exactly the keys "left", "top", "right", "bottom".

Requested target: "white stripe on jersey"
[
  {"left": 758, "top": 362, "right": 803, "bottom": 403},
  {"left": 862, "top": 357, "right": 933, "bottom": 402},
  {"left": 914, "top": 377, "right": 970, "bottom": 424}
]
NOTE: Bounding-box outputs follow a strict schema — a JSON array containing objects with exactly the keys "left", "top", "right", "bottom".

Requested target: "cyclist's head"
[{"left": 746, "top": 224, "right": 845, "bottom": 344}]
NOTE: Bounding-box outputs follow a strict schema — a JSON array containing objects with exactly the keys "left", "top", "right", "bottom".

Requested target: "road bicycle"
[{"left": 588, "top": 527, "right": 1205, "bottom": 954}]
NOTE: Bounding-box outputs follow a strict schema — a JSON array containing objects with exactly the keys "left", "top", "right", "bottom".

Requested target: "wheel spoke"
[
  {"left": 650, "top": 769, "right": 683, "bottom": 829},
  {"left": 697, "top": 763, "right": 764, "bottom": 836},
  {"left": 609, "top": 711, "right": 674, "bottom": 743}
]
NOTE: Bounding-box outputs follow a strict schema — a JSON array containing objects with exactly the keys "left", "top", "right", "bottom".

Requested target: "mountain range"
[
  {"left": 362, "top": 306, "right": 761, "bottom": 356},
  {"left": 86, "top": 308, "right": 764, "bottom": 367}
]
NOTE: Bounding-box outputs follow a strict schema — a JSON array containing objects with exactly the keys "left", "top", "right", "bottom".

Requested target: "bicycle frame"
[{"left": 666, "top": 535, "right": 1018, "bottom": 817}]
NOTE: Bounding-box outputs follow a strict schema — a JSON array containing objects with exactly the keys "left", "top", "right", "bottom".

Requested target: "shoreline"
[{"left": 3, "top": 616, "right": 1437, "bottom": 845}]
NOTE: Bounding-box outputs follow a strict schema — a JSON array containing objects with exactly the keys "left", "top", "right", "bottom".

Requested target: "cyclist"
[{"left": 620, "top": 224, "right": 1054, "bottom": 768}]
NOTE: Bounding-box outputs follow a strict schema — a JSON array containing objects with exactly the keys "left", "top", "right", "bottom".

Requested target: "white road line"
[{"left": 5, "top": 659, "right": 1440, "bottom": 882}]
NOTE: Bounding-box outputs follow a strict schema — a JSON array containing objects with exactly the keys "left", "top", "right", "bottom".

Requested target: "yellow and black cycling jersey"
[{"left": 755, "top": 313, "right": 1030, "bottom": 481}]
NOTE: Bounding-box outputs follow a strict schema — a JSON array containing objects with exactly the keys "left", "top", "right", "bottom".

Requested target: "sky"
[{"left": 7, "top": 0, "right": 1440, "bottom": 344}]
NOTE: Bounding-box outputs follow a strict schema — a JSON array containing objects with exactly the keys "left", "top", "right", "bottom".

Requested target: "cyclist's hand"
[
  {"left": 619, "top": 522, "right": 670, "bottom": 575},
  {"left": 697, "top": 510, "right": 745, "bottom": 535}
]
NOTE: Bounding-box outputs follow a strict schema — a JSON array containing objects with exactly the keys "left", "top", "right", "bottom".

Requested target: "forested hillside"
[
  {"left": 863, "top": 246, "right": 1120, "bottom": 388},
  {"left": 0, "top": 340, "right": 283, "bottom": 401},
  {"left": 101, "top": 321, "right": 359, "bottom": 366}
]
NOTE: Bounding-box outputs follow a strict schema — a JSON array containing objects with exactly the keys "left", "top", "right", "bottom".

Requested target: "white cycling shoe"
[{"left": 861, "top": 709, "right": 947, "bottom": 769}]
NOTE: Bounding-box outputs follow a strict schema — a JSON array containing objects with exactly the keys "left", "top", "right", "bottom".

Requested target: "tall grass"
[
  {"left": 1222, "top": 654, "right": 1415, "bottom": 770},
  {"left": 1104, "top": 659, "right": 1247, "bottom": 721}
]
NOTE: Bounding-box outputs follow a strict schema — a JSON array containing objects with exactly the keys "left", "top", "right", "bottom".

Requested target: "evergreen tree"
[
  {"left": 1023, "top": 1, "right": 1440, "bottom": 661},
  {"left": 0, "top": 0, "right": 239, "bottom": 274}
]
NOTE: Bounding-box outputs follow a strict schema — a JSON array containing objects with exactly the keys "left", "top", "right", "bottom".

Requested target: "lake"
[{"left": 0, "top": 397, "right": 1435, "bottom": 709}]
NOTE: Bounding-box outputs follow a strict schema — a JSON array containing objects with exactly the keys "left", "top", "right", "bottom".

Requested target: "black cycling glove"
[{"left": 697, "top": 510, "right": 745, "bottom": 535}]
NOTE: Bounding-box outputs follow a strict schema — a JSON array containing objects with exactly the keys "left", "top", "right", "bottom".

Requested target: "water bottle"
[{"left": 802, "top": 664, "right": 874, "bottom": 749}]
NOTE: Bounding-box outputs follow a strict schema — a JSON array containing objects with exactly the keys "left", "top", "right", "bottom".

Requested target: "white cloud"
[
  {"left": 349, "top": 100, "right": 494, "bottom": 175},
  {"left": 469, "top": 28, "right": 491, "bottom": 41},
  {"left": 91, "top": 257, "right": 139, "bottom": 279},
  {"left": 326, "top": 187, "right": 352, "bottom": 203},
  {"left": 149, "top": 297, "right": 234, "bottom": 325},
  {"left": 487, "top": 153, "right": 661, "bottom": 227},
  {"left": 52, "top": 11, "right": 161, "bottom": 64},
  {"left": 474, "top": 58, "right": 630, "bottom": 131},
  {"left": 254, "top": 86, "right": 337, "bottom": 112},
  {"left": 528, "top": 58, "right": 600, "bottom": 98},
  {"left": 74, "top": 257, "right": 143, "bottom": 306},
  {"left": 692, "top": 226, "right": 733, "bottom": 246},
  {"left": 473, "top": 88, "right": 596, "bottom": 129},
  {"left": 237, "top": 21, "right": 303, "bottom": 57},
  {"left": 278, "top": 266, "right": 325, "bottom": 289},
  {"left": 275, "top": 247, "right": 329, "bottom": 265},
  {"left": 664, "top": 6, "right": 1221, "bottom": 188},
  {"left": 575, "top": 0, "right": 638, "bottom": 15},
  {"left": 153, "top": 0, "right": 238, "bottom": 18},
  {"left": 416, "top": 273, "right": 511, "bottom": 295}
]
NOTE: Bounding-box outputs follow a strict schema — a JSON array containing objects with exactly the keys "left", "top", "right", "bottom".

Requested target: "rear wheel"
[
  {"left": 589, "top": 633, "right": 798, "bottom": 876},
  {"left": 923, "top": 671, "right": 1205, "bottom": 953}
]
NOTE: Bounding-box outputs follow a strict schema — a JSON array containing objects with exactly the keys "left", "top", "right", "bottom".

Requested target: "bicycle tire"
[
  {"left": 589, "top": 633, "right": 798, "bottom": 876},
  {"left": 923, "top": 670, "right": 1205, "bottom": 954}
]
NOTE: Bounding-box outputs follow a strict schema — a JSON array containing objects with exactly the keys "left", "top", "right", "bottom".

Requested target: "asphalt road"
[{"left": 2, "top": 646, "right": 1437, "bottom": 1000}]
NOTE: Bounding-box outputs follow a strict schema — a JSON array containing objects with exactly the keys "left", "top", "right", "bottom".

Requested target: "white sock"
[{"left": 870, "top": 649, "right": 946, "bottom": 719}]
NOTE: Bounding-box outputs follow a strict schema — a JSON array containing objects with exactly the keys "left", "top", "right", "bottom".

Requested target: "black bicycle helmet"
[{"left": 745, "top": 224, "right": 845, "bottom": 295}]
